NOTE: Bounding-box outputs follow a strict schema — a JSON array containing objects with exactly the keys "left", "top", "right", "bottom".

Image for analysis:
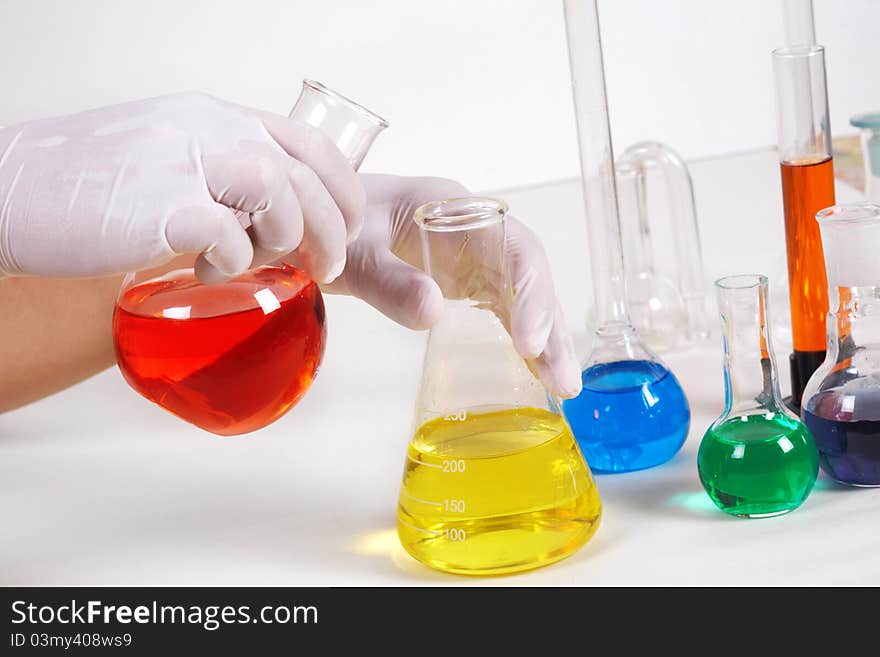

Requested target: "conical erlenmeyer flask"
[
  {"left": 698, "top": 275, "right": 818, "bottom": 517},
  {"left": 561, "top": 0, "right": 690, "bottom": 473},
  {"left": 397, "top": 198, "right": 601, "bottom": 576},
  {"left": 113, "top": 80, "right": 388, "bottom": 435},
  {"left": 802, "top": 203, "right": 880, "bottom": 486}
]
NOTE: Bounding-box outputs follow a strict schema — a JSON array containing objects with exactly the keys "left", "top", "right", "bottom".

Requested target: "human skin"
[{"left": 0, "top": 256, "right": 194, "bottom": 413}]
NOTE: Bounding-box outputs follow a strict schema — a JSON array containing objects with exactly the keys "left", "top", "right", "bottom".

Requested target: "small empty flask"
[
  {"left": 698, "top": 275, "right": 818, "bottom": 518},
  {"left": 397, "top": 198, "right": 601, "bottom": 575}
]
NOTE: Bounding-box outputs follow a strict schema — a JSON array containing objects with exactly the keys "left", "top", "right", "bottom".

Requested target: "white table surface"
[{"left": 3, "top": 148, "right": 878, "bottom": 586}]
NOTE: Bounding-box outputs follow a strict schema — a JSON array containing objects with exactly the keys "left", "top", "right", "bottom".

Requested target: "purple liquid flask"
[{"left": 801, "top": 203, "right": 880, "bottom": 486}]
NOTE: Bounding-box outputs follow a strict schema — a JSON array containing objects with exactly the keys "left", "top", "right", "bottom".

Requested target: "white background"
[{"left": 1, "top": 0, "right": 878, "bottom": 192}]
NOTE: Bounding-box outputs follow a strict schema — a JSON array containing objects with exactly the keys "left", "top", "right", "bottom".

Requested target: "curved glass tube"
[{"left": 616, "top": 141, "right": 709, "bottom": 352}]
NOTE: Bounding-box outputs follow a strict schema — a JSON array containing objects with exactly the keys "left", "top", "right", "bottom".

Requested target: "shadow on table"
[
  {"left": 346, "top": 521, "right": 613, "bottom": 583},
  {"left": 595, "top": 453, "right": 735, "bottom": 522}
]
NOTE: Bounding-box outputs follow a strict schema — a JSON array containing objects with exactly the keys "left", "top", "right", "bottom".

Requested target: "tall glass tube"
[
  {"left": 561, "top": 0, "right": 690, "bottom": 473},
  {"left": 562, "top": 0, "right": 628, "bottom": 329},
  {"left": 772, "top": 45, "right": 835, "bottom": 409},
  {"left": 783, "top": 0, "right": 816, "bottom": 47}
]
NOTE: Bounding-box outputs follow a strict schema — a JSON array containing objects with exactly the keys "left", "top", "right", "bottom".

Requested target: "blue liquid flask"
[
  {"left": 563, "top": 0, "right": 690, "bottom": 473},
  {"left": 563, "top": 329, "right": 690, "bottom": 473}
]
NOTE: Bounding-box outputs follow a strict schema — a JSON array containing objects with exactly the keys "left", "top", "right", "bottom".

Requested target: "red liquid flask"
[
  {"left": 113, "top": 265, "right": 325, "bottom": 435},
  {"left": 112, "top": 80, "right": 387, "bottom": 434}
]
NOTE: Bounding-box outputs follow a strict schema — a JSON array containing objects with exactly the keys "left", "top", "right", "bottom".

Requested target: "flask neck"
[
  {"left": 288, "top": 79, "right": 388, "bottom": 171},
  {"left": 416, "top": 198, "right": 510, "bottom": 306},
  {"left": 585, "top": 321, "right": 660, "bottom": 370},
  {"left": 826, "top": 285, "right": 880, "bottom": 354},
  {"left": 829, "top": 285, "right": 880, "bottom": 315},
  {"left": 817, "top": 205, "right": 880, "bottom": 346},
  {"left": 563, "top": 0, "right": 631, "bottom": 329},
  {"left": 716, "top": 275, "right": 785, "bottom": 416},
  {"left": 412, "top": 198, "right": 557, "bottom": 425}
]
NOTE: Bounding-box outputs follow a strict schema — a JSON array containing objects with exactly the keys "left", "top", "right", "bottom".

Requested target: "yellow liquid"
[{"left": 397, "top": 407, "right": 602, "bottom": 575}]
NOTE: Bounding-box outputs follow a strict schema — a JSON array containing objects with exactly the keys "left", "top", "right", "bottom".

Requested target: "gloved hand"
[
  {"left": 325, "top": 174, "right": 582, "bottom": 399},
  {"left": 0, "top": 93, "right": 363, "bottom": 284}
]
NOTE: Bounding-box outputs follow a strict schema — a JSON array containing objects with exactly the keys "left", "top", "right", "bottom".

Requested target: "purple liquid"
[{"left": 802, "top": 389, "right": 880, "bottom": 486}]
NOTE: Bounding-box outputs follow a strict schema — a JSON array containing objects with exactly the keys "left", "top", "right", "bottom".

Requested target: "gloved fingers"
[
  {"left": 505, "top": 218, "right": 557, "bottom": 359},
  {"left": 248, "top": 233, "right": 295, "bottom": 269},
  {"left": 340, "top": 244, "right": 443, "bottom": 330},
  {"left": 532, "top": 304, "right": 583, "bottom": 399},
  {"left": 165, "top": 204, "right": 254, "bottom": 284},
  {"left": 202, "top": 149, "right": 304, "bottom": 259},
  {"left": 251, "top": 109, "right": 366, "bottom": 244},
  {"left": 280, "top": 158, "right": 349, "bottom": 284}
]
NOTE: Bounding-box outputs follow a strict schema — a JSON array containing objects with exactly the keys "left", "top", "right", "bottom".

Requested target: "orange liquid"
[
  {"left": 780, "top": 157, "right": 835, "bottom": 352},
  {"left": 113, "top": 266, "right": 326, "bottom": 436}
]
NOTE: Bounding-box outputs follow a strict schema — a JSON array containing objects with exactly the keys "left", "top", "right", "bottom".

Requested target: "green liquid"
[{"left": 698, "top": 413, "right": 819, "bottom": 518}]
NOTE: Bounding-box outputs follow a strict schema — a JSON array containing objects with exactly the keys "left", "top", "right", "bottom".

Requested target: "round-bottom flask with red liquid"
[
  {"left": 112, "top": 79, "right": 386, "bottom": 435},
  {"left": 113, "top": 264, "right": 326, "bottom": 435}
]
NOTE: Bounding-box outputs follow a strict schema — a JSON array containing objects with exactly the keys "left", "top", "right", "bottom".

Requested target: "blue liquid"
[{"left": 562, "top": 360, "right": 690, "bottom": 473}]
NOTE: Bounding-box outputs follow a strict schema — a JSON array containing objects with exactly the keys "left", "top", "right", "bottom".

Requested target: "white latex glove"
[
  {"left": 325, "top": 174, "right": 582, "bottom": 399},
  {"left": 0, "top": 93, "right": 364, "bottom": 284}
]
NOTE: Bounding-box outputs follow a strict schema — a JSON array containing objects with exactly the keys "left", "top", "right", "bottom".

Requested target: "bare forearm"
[
  {"left": 0, "top": 275, "right": 121, "bottom": 412},
  {"left": 0, "top": 256, "right": 195, "bottom": 413}
]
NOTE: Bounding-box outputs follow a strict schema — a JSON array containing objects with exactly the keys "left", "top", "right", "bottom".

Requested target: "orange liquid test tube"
[{"left": 773, "top": 45, "right": 836, "bottom": 408}]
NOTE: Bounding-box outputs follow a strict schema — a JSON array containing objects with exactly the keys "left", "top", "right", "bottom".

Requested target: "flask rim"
[
  {"left": 715, "top": 274, "right": 767, "bottom": 291},
  {"left": 301, "top": 79, "right": 390, "bottom": 129},
  {"left": 816, "top": 203, "right": 880, "bottom": 227},
  {"left": 771, "top": 44, "right": 824, "bottom": 60},
  {"left": 414, "top": 197, "right": 509, "bottom": 233}
]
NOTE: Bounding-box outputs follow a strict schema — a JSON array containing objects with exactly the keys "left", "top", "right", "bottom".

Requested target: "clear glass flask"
[
  {"left": 396, "top": 198, "right": 601, "bottom": 576},
  {"left": 616, "top": 141, "right": 709, "bottom": 353},
  {"left": 113, "top": 80, "right": 388, "bottom": 435},
  {"left": 772, "top": 45, "right": 835, "bottom": 410},
  {"left": 560, "top": 0, "right": 690, "bottom": 473},
  {"left": 698, "top": 275, "right": 818, "bottom": 517},
  {"left": 802, "top": 203, "right": 880, "bottom": 486},
  {"left": 850, "top": 112, "right": 880, "bottom": 203}
]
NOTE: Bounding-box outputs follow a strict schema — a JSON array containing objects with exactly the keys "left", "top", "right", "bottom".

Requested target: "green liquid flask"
[{"left": 698, "top": 275, "right": 818, "bottom": 518}]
